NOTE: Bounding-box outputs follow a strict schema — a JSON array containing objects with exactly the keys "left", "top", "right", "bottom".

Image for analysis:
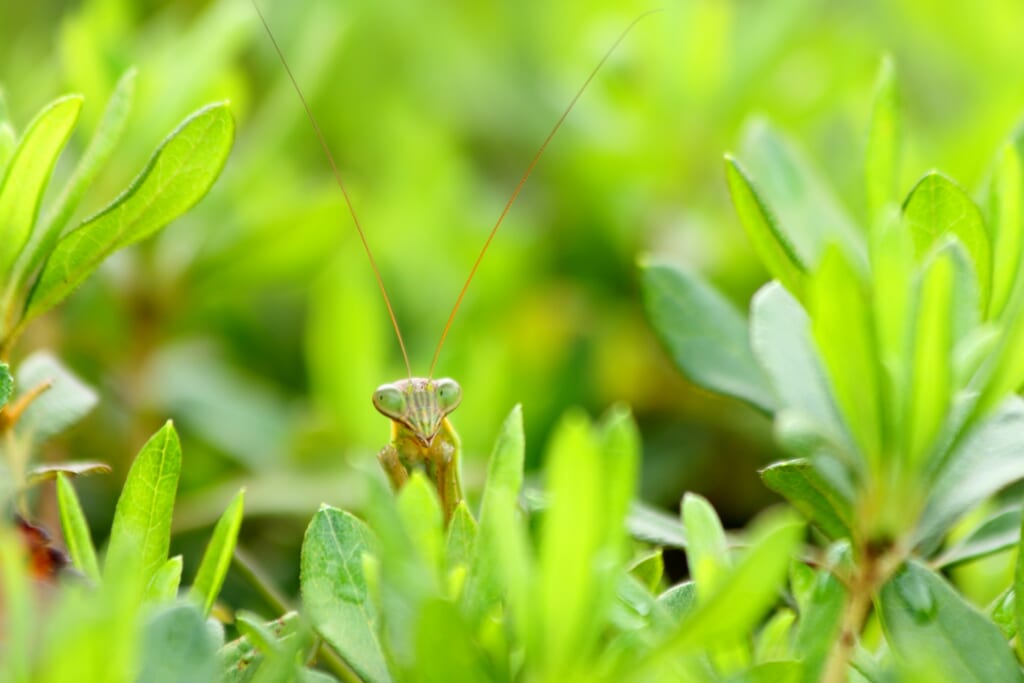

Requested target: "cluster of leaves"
[
  {"left": 300, "top": 405, "right": 813, "bottom": 682},
  {"left": 644, "top": 57, "right": 1024, "bottom": 679}
]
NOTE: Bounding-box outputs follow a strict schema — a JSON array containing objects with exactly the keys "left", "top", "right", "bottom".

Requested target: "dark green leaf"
[
  {"left": 642, "top": 262, "right": 776, "bottom": 412},
  {"left": 190, "top": 488, "right": 245, "bottom": 616},
  {"left": 24, "top": 102, "right": 234, "bottom": 321},
  {"left": 760, "top": 459, "right": 852, "bottom": 539},
  {"left": 300, "top": 506, "right": 388, "bottom": 683},
  {"left": 105, "top": 421, "right": 181, "bottom": 591},
  {"left": 0, "top": 95, "right": 82, "bottom": 276},
  {"left": 902, "top": 172, "right": 990, "bottom": 308},
  {"left": 0, "top": 361, "right": 11, "bottom": 408},
  {"left": 724, "top": 155, "right": 807, "bottom": 296},
  {"left": 55, "top": 472, "right": 101, "bottom": 582},
  {"left": 878, "top": 561, "right": 1023, "bottom": 682}
]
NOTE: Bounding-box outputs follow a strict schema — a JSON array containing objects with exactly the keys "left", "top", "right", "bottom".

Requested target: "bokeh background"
[{"left": 4, "top": 0, "right": 1024, "bottom": 596}]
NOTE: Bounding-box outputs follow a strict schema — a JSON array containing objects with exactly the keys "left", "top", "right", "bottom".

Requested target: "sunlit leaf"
[
  {"left": 105, "top": 421, "right": 182, "bottom": 592},
  {"left": 865, "top": 55, "right": 901, "bottom": 224},
  {"left": 145, "top": 555, "right": 183, "bottom": 603},
  {"left": 0, "top": 95, "right": 82, "bottom": 277},
  {"left": 988, "top": 144, "right": 1023, "bottom": 318},
  {"left": 55, "top": 472, "right": 100, "bottom": 583},
  {"left": 190, "top": 488, "right": 244, "bottom": 616},
  {"left": 682, "top": 493, "right": 730, "bottom": 596}
]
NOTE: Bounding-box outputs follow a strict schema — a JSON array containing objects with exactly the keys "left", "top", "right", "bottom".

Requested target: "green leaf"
[
  {"left": 919, "top": 396, "right": 1024, "bottom": 545},
  {"left": 808, "top": 248, "right": 883, "bottom": 467},
  {"left": 190, "top": 488, "right": 245, "bottom": 616},
  {"left": 878, "top": 561, "right": 1024, "bottom": 682},
  {"left": 626, "top": 500, "right": 688, "bottom": 549},
  {"left": 1016, "top": 507, "right": 1024, "bottom": 656},
  {"left": 658, "top": 581, "right": 698, "bottom": 622},
  {"left": 15, "top": 350, "right": 98, "bottom": 443},
  {"left": 300, "top": 506, "right": 389, "bottom": 683},
  {"left": 29, "top": 69, "right": 137, "bottom": 271},
  {"left": 219, "top": 612, "right": 307, "bottom": 683},
  {"left": 630, "top": 549, "right": 665, "bottom": 593},
  {"left": 865, "top": 55, "right": 901, "bottom": 224},
  {"left": 445, "top": 501, "right": 477, "bottom": 572},
  {"left": 55, "top": 472, "right": 101, "bottom": 582},
  {"left": 105, "top": 421, "right": 182, "bottom": 591},
  {"left": 755, "top": 609, "right": 796, "bottom": 662},
  {"left": 906, "top": 246, "right": 956, "bottom": 467},
  {"left": 988, "top": 144, "right": 1023, "bottom": 318},
  {"left": 902, "top": 172, "right": 990, "bottom": 309},
  {"left": 0, "top": 90, "right": 15, "bottom": 174},
  {"left": 413, "top": 599, "right": 491, "bottom": 683},
  {"left": 24, "top": 102, "right": 234, "bottom": 322},
  {"left": 0, "top": 95, "right": 82, "bottom": 276},
  {"left": 737, "top": 119, "right": 866, "bottom": 268},
  {"left": 934, "top": 506, "right": 1020, "bottom": 568},
  {"left": 656, "top": 512, "right": 803, "bottom": 653},
  {"left": 749, "top": 282, "right": 846, "bottom": 440},
  {"left": 641, "top": 262, "right": 776, "bottom": 412},
  {"left": 760, "top": 459, "right": 852, "bottom": 540},
  {"left": 682, "top": 493, "right": 730, "bottom": 596},
  {"left": 792, "top": 565, "right": 845, "bottom": 682},
  {"left": 396, "top": 472, "right": 444, "bottom": 583},
  {"left": 137, "top": 603, "right": 218, "bottom": 683},
  {"left": 145, "top": 555, "right": 183, "bottom": 602},
  {"left": 724, "top": 155, "right": 807, "bottom": 297},
  {"left": 0, "top": 361, "right": 11, "bottom": 408},
  {"left": 467, "top": 405, "right": 527, "bottom": 618}
]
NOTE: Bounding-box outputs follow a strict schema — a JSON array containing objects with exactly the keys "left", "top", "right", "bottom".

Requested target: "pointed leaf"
[
  {"left": 190, "top": 488, "right": 245, "bottom": 616},
  {"left": 760, "top": 459, "right": 852, "bottom": 540},
  {"left": 935, "top": 506, "right": 1021, "bottom": 568},
  {"left": 145, "top": 555, "right": 183, "bottom": 602},
  {"left": 878, "top": 561, "right": 1023, "bottom": 682},
  {"left": 642, "top": 262, "right": 776, "bottom": 412},
  {"left": 105, "top": 421, "right": 182, "bottom": 590},
  {"left": 865, "top": 55, "right": 901, "bottom": 224},
  {"left": 55, "top": 472, "right": 101, "bottom": 582},
  {"left": 0, "top": 95, "right": 82, "bottom": 275},
  {"left": 445, "top": 501, "right": 477, "bottom": 572},
  {"left": 24, "top": 102, "right": 234, "bottom": 321},
  {"left": 682, "top": 493, "right": 730, "bottom": 596},
  {"left": 724, "top": 155, "right": 806, "bottom": 297},
  {"left": 300, "top": 506, "right": 388, "bottom": 683}
]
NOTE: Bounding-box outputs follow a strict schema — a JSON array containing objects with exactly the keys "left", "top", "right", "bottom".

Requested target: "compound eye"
[
  {"left": 373, "top": 385, "right": 405, "bottom": 417},
  {"left": 435, "top": 378, "right": 462, "bottom": 412}
]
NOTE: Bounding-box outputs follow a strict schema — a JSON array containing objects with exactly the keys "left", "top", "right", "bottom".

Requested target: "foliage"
[{"left": 644, "top": 57, "right": 1024, "bottom": 679}]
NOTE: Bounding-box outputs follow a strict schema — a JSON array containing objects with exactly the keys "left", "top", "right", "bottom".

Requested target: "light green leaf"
[
  {"left": 658, "top": 581, "right": 698, "bottom": 622},
  {"left": 760, "top": 459, "right": 852, "bottom": 540},
  {"left": 749, "top": 282, "right": 845, "bottom": 440},
  {"left": 934, "top": 506, "right": 1020, "bottom": 568},
  {"left": 755, "top": 609, "right": 796, "bottom": 662},
  {"left": 878, "top": 561, "right": 1024, "bottom": 682},
  {"left": 630, "top": 549, "right": 665, "bottom": 593},
  {"left": 792, "top": 565, "right": 845, "bottom": 682},
  {"left": 105, "top": 421, "right": 181, "bottom": 592},
  {"left": 865, "top": 55, "right": 901, "bottom": 225},
  {"left": 809, "top": 248, "right": 883, "bottom": 467},
  {"left": 300, "top": 506, "right": 389, "bottom": 683},
  {"left": 724, "top": 155, "right": 807, "bottom": 297},
  {"left": 642, "top": 262, "right": 776, "bottom": 412},
  {"left": 412, "top": 599, "right": 491, "bottom": 683},
  {"left": 0, "top": 95, "right": 82, "bottom": 276},
  {"left": 55, "top": 472, "right": 101, "bottom": 582},
  {"left": 988, "top": 144, "right": 1023, "bottom": 318},
  {"left": 445, "top": 501, "right": 477, "bottom": 572},
  {"left": 1016, "top": 508, "right": 1024, "bottom": 657},
  {"left": 24, "top": 102, "right": 234, "bottom": 322},
  {"left": 902, "top": 172, "right": 990, "bottom": 309},
  {"left": 0, "top": 90, "right": 15, "bottom": 174},
  {"left": 626, "top": 500, "right": 687, "bottom": 549},
  {"left": 137, "top": 603, "right": 218, "bottom": 683},
  {"left": 656, "top": 512, "right": 803, "bottom": 653},
  {"left": 190, "top": 488, "right": 245, "bottom": 616},
  {"left": 15, "top": 351, "right": 98, "bottom": 443},
  {"left": 396, "top": 472, "right": 444, "bottom": 583},
  {"left": 682, "top": 493, "right": 730, "bottom": 596},
  {"left": 145, "top": 555, "right": 183, "bottom": 602},
  {"left": 22, "top": 69, "right": 137, "bottom": 287}
]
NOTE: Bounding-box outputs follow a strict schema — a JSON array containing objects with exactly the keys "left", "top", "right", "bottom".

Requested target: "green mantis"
[{"left": 253, "top": 1, "right": 652, "bottom": 523}]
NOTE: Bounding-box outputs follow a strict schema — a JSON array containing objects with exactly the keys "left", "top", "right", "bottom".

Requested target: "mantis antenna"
[
  {"left": 251, "top": 0, "right": 413, "bottom": 379},
  {"left": 427, "top": 9, "right": 661, "bottom": 377}
]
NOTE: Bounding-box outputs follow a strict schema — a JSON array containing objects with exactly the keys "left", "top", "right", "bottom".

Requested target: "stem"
[{"left": 231, "top": 546, "right": 364, "bottom": 683}]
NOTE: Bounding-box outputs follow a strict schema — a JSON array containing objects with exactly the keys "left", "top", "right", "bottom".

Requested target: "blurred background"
[{"left": 3, "top": 0, "right": 1024, "bottom": 597}]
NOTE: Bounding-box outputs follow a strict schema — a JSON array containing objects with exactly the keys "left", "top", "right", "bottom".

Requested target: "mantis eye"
[
  {"left": 373, "top": 385, "right": 405, "bottom": 417},
  {"left": 435, "top": 378, "right": 462, "bottom": 413}
]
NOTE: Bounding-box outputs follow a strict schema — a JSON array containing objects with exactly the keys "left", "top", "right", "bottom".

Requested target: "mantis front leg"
[{"left": 378, "top": 418, "right": 463, "bottom": 524}]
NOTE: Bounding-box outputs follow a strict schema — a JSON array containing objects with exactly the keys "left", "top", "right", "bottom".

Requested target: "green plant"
[{"left": 644, "top": 57, "right": 1024, "bottom": 680}]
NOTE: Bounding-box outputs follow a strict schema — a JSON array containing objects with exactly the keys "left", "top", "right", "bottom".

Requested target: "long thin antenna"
[
  {"left": 252, "top": 0, "right": 413, "bottom": 379},
  {"left": 428, "top": 10, "right": 661, "bottom": 378}
]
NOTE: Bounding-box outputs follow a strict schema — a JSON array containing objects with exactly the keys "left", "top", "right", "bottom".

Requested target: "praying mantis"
[{"left": 252, "top": 2, "right": 653, "bottom": 522}]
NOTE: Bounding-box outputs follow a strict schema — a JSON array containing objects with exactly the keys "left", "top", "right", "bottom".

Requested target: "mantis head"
[{"left": 372, "top": 378, "right": 462, "bottom": 446}]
